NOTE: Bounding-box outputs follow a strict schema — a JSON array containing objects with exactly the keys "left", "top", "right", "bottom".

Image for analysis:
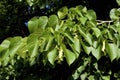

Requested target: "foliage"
[
  {"left": 0, "top": 0, "right": 62, "bottom": 43},
  {"left": 116, "top": 0, "right": 120, "bottom": 6},
  {"left": 0, "top": 4, "right": 120, "bottom": 79},
  {"left": 0, "top": 0, "right": 118, "bottom": 42}
]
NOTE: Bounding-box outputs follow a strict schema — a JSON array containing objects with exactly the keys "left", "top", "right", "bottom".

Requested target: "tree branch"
[{"left": 96, "top": 20, "right": 113, "bottom": 25}]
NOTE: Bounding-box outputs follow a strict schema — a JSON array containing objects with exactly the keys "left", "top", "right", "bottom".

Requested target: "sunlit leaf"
[
  {"left": 78, "top": 26, "right": 86, "bottom": 37},
  {"left": 48, "top": 15, "right": 58, "bottom": 29},
  {"left": 82, "top": 7, "right": 87, "bottom": 13},
  {"left": 75, "top": 5, "right": 84, "bottom": 17},
  {"left": 57, "top": 6, "right": 68, "bottom": 19},
  {"left": 72, "top": 70, "right": 80, "bottom": 79},
  {"left": 47, "top": 48, "right": 57, "bottom": 65},
  {"left": 102, "top": 76, "right": 110, "bottom": 80},
  {"left": 92, "top": 28, "right": 101, "bottom": 38},
  {"left": 107, "top": 30, "right": 114, "bottom": 40},
  {"left": 28, "top": 17, "right": 39, "bottom": 33},
  {"left": 117, "top": 27, "right": 120, "bottom": 34},
  {"left": 65, "top": 49, "right": 76, "bottom": 65},
  {"left": 0, "top": 40, "right": 10, "bottom": 52},
  {"left": 27, "top": 33, "right": 40, "bottom": 65},
  {"left": 86, "top": 10, "right": 96, "bottom": 21},
  {"left": 85, "top": 33, "right": 92, "bottom": 45},
  {"left": 74, "top": 37, "right": 81, "bottom": 53},
  {"left": 9, "top": 37, "right": 22, "bottom": 58},
  {"left": 106, "top": 42, "right": 118, "bottom": 61},
  {"left": 110, "top": 9, "right": 119, "bottom": 20},
  {"left": 61, "top": 44, "right": 76, "bottom": 65},
  {"left": 27, "top": 0, "right": 34, "bottom": 6},
  {"left": 116, "top": 0, "right": 120, "bottom": 6},
  {"left": 88, "top": 75, "right": 94, "bottom": 80},
  {"left": 80, "top": 72, "right": 88, "bottom": 80},
  {"left": 86, "top": 21, "right": 97, "bottom": 27},
  {"left": 81, "top": 41, "right": 92, "bottom": 55},
  {"left": 79, "top": 17, "right": 87, "bottom": 25},
  {"left": 45, "top": 36, "right": 54, "bottom": 51},
  {"left": 63, "top": 32, "right": 74, "bottom": 43},
  {"left": 93, "top": 41, "right": 98, "bottom": 49},
  {"left": 38, "top": 16, "right": 48, "bottom": 29},
  {"left": 17, "top": 37, "right": 28, "bottom": 59},
  {"left": 92, "top": 46, "right": 102, "bottom": 60}
]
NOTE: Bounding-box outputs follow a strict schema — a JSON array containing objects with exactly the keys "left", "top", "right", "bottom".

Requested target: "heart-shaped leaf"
[
  {"left": 38, "top": 16, "right": 48, "bottom": 29},
  {"left": 61, "top": 44, "right": 76, "bottom": 65},
  {"left": 106, "top": 42, "right": 118, "bottom": 61},
  {"left": 79, "top": 17, "right": 87, "bottom": 25},
  {"left": 48, "top": 15, "right": 58, "bottom": 29},
  {"left": 92, "top": 46, "right": 102, "bottom": 60},
  {"left": 47, "top": 48, "right": 57, "bottom": 65},
  {"left": 92, "top": 28, "right": 101, "bottom": 38},
  {"left": 28, "top": 17, "right": 39, "bottom": 33},
  {"left": 57, "top": 6, "right": 68, "bottom": 19}
]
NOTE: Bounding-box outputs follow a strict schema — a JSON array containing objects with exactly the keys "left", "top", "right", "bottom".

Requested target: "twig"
[{"left": 96, "top": 20, "right": 113, "bottom": 25}]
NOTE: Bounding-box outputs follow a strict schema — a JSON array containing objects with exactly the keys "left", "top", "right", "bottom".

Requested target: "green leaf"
[
  {"left": 80, "top": 72, "right": 88, "bottom": 80},
  {"left": 63, "top": 32, "right": 74, "bottom": 43},
  {"left": 38, "top": 16, "right": 48, "bottom": 29},
  {"left": 0, "top": 49, "right": 9, "bottom": 63},
  {"left": 92, "top": 28, "right": 101, "bottom": 38},
  {"left": 82, "top": 7, "right": 87, "bottom": 13},
  {"left": 74, "top": 37, "right": 81, "bottom": 53},
  {"left": 2, "top": 52, "right": 9, "bottom": 66},
  {"left": 61, "top": 44, "right": 76, "bottom": 65},
  {"left": 65, "top": 49, "right": 76, "bottom": 65},
  {"left": 86, "top": 10, "right": 96, "bottom": 21},
  {"left": 88, "top": 75, "right": 94, "bottom": 80},
  {"left": 75, "top": 5, "right": 84, "bottom": 17},
  {"left": 9, "top": 37, "right": 22, "bottom": 58},
  {"left": 87, "top": 21, "right": 97, "bottom": 27},
  {"left": 28, "top": 17, "right": 39, "bottom": 33},
  {"left": 72, "top": 60, "right": 88, "bottom": 79},
  {"left": 48, "top": 15, "right": 58, "bottom": 29},
  {"left": 81, "top": 41, "right": 92, "bottom": 55},
  {"left": 45, "top": 37, "right": 54, "bottom": 51},
  {"left": 106, "top": 42, "right": 118, "bottom": 61},
  {"left": 114, "top": 21, "right": 120, "bottom": 27},
  {"left": 57, "top": 6, "right": 68, "bottom": 19},
  {"left": 72, "top": 70, "right": 80, "bottom": 79},
  {"left": 0, "top": 40, "right": 10, "bottom": 52},
  {"left": 78, "top": 26, "right": 86, "bottom": 37},
  {"left": 117, "top": 27, "right": 120, "bottom": 34},
  {"left": 93, "top": 41, "right": 98, "bottom": 49},
  {"left": 17, "top": 37, "right": 28, "bottom": 59},
  {"left": 0, "top": 38, "right": 10, "bottom": 65},
  {"left": 110, "top": 9, "right": 119, "bottom": 20},
  {"left": 85, "top": 33, "right": 92, "bottom": 45},
  {"left": 27, "top": 0, "right": 34, "bottom": 6},
  {"left": 116, "top": 0, "right": 120, "bottom": 6},
  {"left": 79, "top": 17, "right": 87, "bottom": 25},
  {"left": 0, "top": 37, "right": 22, "bottom": 66},
  {"left": 116, "top": 49, "right": 120, "bottom": 60},
  {"left": 27, "top": 33, "right": 40, "bottom": 65},
  {"left": 107, "top": 30, "right": 114, "bottom": 40},
  {"left": 47, "top": 48, "right": 57, "bottom": 65},
  {"left": 102, "top": 76, "right": 110, "bottom": 80},
  {"left": 68, "top": 8, "right": 76, "bottom": 20},
  {"left": 92, "top": 46, "right": 102, "bottom": 60},
  {"left": 39, "top": 37, "right": 47, "bottom": 52}
]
